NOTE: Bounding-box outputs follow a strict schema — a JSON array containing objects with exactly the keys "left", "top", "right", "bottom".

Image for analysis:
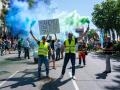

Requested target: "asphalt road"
[{"left": 0, "top": 51, "right": 120, "bottom": 90}]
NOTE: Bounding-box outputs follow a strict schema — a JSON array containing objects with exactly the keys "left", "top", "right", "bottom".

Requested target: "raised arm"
[
  {"left": 54, "top": 34, "right": 57, "bottom": 41},
  {"left": 45, "top": 34, "right": 49, "bottom": 41},
  {"left": 30, "top": 30, "right": 39, "bottom": 43},
  {"left": 78, "top": 24, "right": 89, "bottom": 41}
]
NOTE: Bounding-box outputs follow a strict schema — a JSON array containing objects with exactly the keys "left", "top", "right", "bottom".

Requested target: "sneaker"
[
  {"left": 103, "top": 71, "right": 111, "bottom": 74},
  {"left": 107, "top": 71, "right": 111, "bottom": 73},
  {"left": 72, "top": 76, "right": 76, "bottom": 80},
  {"left": 46, "top": 75, "right": 50, "bottom": 77},
  {"left": 59, "top": 74, "right": 64, "bottom": 79}
]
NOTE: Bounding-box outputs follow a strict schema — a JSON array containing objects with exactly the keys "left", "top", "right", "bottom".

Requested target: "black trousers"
[
  {"left": 24, "top": 47, "right": 30, "bottom": 59},
  {"left": 62, "top": 53, "right": 75, "bottom": 76},
  {"left": 56, "top": 48, "right": 60, "bottom": 60},
  {"left": 18, "top": 47, "right": 22, "bottom": 58}
]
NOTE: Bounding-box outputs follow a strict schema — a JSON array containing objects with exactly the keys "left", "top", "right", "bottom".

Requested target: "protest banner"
[{"left": 38, "top": 19, "right": 60, "bottom": 35}]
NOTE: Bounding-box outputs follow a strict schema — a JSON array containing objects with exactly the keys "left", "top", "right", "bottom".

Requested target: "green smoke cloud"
[{"left": 64, "top": 11, "right": 90, "bottom": 28}]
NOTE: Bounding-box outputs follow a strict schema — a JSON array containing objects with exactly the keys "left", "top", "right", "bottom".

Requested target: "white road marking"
[
  {"left": 0, "top": 71, "right": 19, "bottom": 87},
  {"left": 69, "top": 72, "right": 79, "bottom": 90}
]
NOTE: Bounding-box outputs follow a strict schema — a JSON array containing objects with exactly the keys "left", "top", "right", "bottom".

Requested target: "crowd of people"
[
  {"left": 30, "top": 25, "right": 90, "bottom": 80},
  {"left": 30, "top": 24, "right": 120, "bottom": 80},
  {"left": 1, "top": 25, "right": 120, "bottom": 81},
  {"left": 0, "top": 35, "right": 65, "bottom": 62},
  {"left": 0, "top": 37, "right": 31, "bottom": 59},
  {"left": 0, "top": 38, "right": 16, "bottom": 56}
]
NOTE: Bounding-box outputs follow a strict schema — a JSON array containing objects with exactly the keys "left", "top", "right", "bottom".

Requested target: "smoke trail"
[
  {"left": 6, "top": 0, "right": 90, "bottom": 42},
  {"left": 53, "top": 11, "right": 90, "bottom": 41},
  {"left": 6, "top": 0, "right": 56, "bottom": 39},
  {"left": 30, "top": 20, "right": 36, "bottom": 28}
]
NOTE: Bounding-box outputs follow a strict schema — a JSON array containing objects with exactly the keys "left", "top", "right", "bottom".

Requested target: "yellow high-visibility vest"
[
  {"left": 38, "top": 41, "right": 49, "bottom": 56},
  {"left": 65, "top": 38, "right": 75, "bottom": 53}
]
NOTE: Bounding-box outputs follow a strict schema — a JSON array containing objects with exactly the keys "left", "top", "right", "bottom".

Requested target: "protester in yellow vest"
[
  {"left": 30, "top": 30, "right": 50, "bottom": 80},
  {"left": 60, "top": 25, "right": 89, "bottom": 80},
  {"left": 59, "top": 33, "right": 77, "bottom": 80}
]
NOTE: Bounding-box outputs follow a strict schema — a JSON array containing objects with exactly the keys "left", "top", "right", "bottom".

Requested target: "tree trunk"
[
  {"left": 111, "top": 29, "right": 115, "bottom": 41},
  {"left": 106, "top": 29, "right": 111, "bottom": 40}
]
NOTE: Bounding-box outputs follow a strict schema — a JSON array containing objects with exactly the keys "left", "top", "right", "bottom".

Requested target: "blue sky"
[{"left": 55, "top": 0, "right": 104, "bottom": 28}]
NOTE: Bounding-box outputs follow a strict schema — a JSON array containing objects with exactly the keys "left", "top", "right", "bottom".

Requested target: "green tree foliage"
[
  {"left": 87, "top": 29, "right": 99, "bottom": 40},
  {"left": 92, "top": 0, "right": 120, "bottom": 40},
  {"left": 0, "top": 0, "right": 9, "bottom": 32},
  {"left": 115, "top": 0, "right": 120, "bottom": 36}
]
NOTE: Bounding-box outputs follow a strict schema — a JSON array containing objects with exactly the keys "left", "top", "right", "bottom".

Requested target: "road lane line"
[
  {"left": 0, "top": 71, "right": 19, "bottom": 87},
  {"left": 69, "top": 72, "right": 79, "bottom": 90}
]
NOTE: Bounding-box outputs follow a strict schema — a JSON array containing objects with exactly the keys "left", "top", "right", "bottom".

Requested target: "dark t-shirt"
[
  {"left": 103, "top": 42, "right": 113, "bottom": 54},
  {"left": 104, "top": 42, "right": 112, "bottom": 48},
  {"left": 18, "top": 40, "right": 23, "bottom": 49},
  {"left": 78, "top": 43, "right": 86, "bottom": 51},
  {"left": 47, "top": 40, "right": 55, "bottom": 50}
]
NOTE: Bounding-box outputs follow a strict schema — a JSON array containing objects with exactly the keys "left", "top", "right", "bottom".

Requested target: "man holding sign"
[
  {"left": 30, "top": 19, "right": 60, "bottom": 79},
  {"left": 38, "top": 19, "right": 60, "bottom": 69},
  {"left": 30, "top": 30, "right": 50, "bottom": 79}
]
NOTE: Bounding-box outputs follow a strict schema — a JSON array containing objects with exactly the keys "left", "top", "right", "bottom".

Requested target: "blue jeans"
[
  {"left": 62, "top": 53, "right": 76, "bottom": 76},
  {"left": 38, "top": 56, "right": 49, "bottom": 78}
]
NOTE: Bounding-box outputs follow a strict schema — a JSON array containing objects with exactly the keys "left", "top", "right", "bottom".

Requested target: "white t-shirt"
[
  {"left": 23, "top": 40, "right": 30, "bottom": 48},
  {"left": 54, "top": 41, "right": 61, "bottom": 50}
]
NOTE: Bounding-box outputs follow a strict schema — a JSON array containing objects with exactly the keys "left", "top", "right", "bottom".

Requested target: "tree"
[
  {"left": 87, "top": 29, "right": 99, "bottom": 41},
  {"left": 0, "top": 0, "right": 9, "bottom": 37},
  {"left": 92, "top": 0, "right": 120, "bottom": 41},
  {"left": 114, "top": 0, "right": 120, "bottom": 40}
]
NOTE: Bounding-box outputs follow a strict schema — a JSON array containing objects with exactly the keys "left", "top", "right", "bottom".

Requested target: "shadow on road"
[
  {"left": 0, "top": 69, "right": 46, "bottom": 89},
  {"left": 92, "top": 53, "right": 120, "bottom": 89},
  {"left": 113, "top": 65, "right": 120, "bottom": 72},
  {"left": 5, "top": 57, "right": 25, "bottom": 61},
  {"left": 68, "top": 65, "right": 84, "bottom": 70},
  {"left": 26, "top": 61, "right": 36, "bottom": 65},
  {"left": 4, "top": 57, "right": 35, "bottom": 65},
  {"left": 40, "top": 78, "right": 71, "bottom": 90},
  {"left": 0, "top": 68, "right": 71, "bottom": 90},
  {"left": 95, "top": 73, "right": 108, "bottom": 79},
  {"left": 104, "top": 65, "right": 120, "bottom": 90},
  {"left": 0, "top": 71, "right": 10, "bottom": 75}
]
